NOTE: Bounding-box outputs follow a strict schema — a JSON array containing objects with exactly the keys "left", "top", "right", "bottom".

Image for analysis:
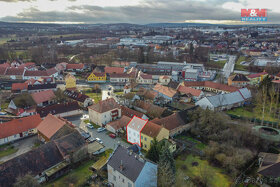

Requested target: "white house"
[
  {"left": 88, "top": 98, "right": 121, "bottom": 126},
  {"left": 136, "top": 72, "right": 153, "bottom": 84},
  {"left": 110, "top": 73, "right": 130, "bottom": 83},
  {"left": 195, "top": 88, "right": 251, "bottom": 111},
  {"left": 126, "top": 116, "right": 148, "bottom": 146}
]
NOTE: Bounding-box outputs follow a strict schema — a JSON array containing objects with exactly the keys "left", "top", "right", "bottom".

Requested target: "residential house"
[
  {"left": 88, "top": 98, "right": 121, "bottom": 126},
  {"left": 0, "top": 130, "right": 87, "bottom": 186},
  {"left": 140, "top": 121, "right": 169, "bottom": 151},
  {"left": 0, "top": 114, "right": 42, "bottom": 145},
  {"left": 5, "top": 68, "right": 25, "bottom": 79},
  {"left": 133, "top": 100, "right": 169, "bottom": 119},
  {"left": 121, "top": 106, "right": 149, "bottom": 120},
  {"left": 87, "top": 72, "right": 106, "bottom": 83},
  {"left": 182, "top": 81, "right": 239, "bottom": 93},
  {"left": 151, "top": 110, "right": 192, "bottom": 137},
  {"left": 123, "top": 84, "right": 131, "bottom": 94},
  {"left": 167, "top": 81, "right": 180, "bottom": 90},
  {"left": 37, "top": 102, "right": 83, "bottom": 118},
  {"left": 106, "top": 115, "right": 132, "bottom": 134},
  {"left": 23, "top": 69, "right": 58, "bottom": 80},
  {"left": 136, "top": 88, "right": 158, "bottom": 101},
  {"left": 37, "top": 114, "right": 75, "bottom": 142},
  {"left": 257, "top": 152, "right": 280, "bottom": 178},
  {"left": 11, "top": 78, "right": 57, "bottom": 93},
  {"left": 110, "top": 73, "right": 130, "bottom": 84},
  {"left": 195, "top": 88, "right": 252, "bottom": 111},
  {"left": 65, "top": 73, "right": 76, "bottom": 90},
  {"left": 105, "top": 67, "right": 124, "bottom": 74},
  {"left": 126, "top": 116, "right": 148, "bottom": 146},
  {"left": 228, "top": 74, "right": 250, "bottom": 87},
  {"left": 64, "top": 90, "right": 93, "bottom": 107},
  {"left": 247, "top": 72, "right": 268, "bottom": 85},
  {"left": 0, "top": 67, "right": 7, "bottom": 79},
  {"left": 66, "top": 63, "right": 85, "bottom": 72},
  {"left": 158, "top": 75, "right": 171, "bottom": 85},
  {"left": 153, "top": 83, "right": 178, "bottom": 102},
  {"left": 136, "top": 72, "right": 153, "bottom": 84},
  {"left": 31, "top": 90, "right": 56, "bottom": 107},
  {"left": 107, "top": 145, "right": 157, "bottom": 187},
  {"left": 177, "top": 85, "right": 204, "bottom": 101}
]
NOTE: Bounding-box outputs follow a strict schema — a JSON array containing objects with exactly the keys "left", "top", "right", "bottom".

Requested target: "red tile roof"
[
  {"left": 66, "top": 63, "right": 84, "bottom": 70},
  {"left": 105, "top": 67, "right": 124, "bottom": 74},
  {"left": 0, "top": 63, "right": 10, "bottom": 68},
  {"left": 107, "top": 115, "right": 131, "bottom": 131},
  {"left": 88, "top": 98, "right": 120, "bottom": 113},
  {"left": 37, "top": 114, "right": 67, "bottom": 140},
  {"left": 24, "top": 70, "right": 48, "bottom": 77},
  {"left": 141, "top": 121, "right": 162, "bottom": 138},
  {"left": 151, "top": 113, "right": 185, "bottom": 131},
  {"left": 183, "top": 81, "right": 239, "bottom": 93},
  {"left": 5, "top": 68, "right": 25, "bottom": 76},
  {"left": 177, "top": 85, "right": 202, "bottom": 97},
  {"left": 46, "top": 67, "right": 57, "bottom": 76},
  {"left": 140, "top": 73, "right": 152, "bottom": 79},
  {"left": 121, "top": 106, "right": 145, "bottom": 118},
  {"left": 31, "top": 90, "right": 55, "bottom": 104},
  {"left": 0, "top": 115, "right": 42, "bottom": 139},
  {"left": 248, "top": 72, "right": 268, "bottom": 79},
  {"left": 0, "top": 67, "right": 7, "bottom": 75},
  {"left": 109, "top": 73, "right": 130, "bottom": 78},
  {"left": 153, "top": 83, "right": 177, "bottom": 98},
  {"left": 12, "top": 83, "right": 28, "bottom": 91}
]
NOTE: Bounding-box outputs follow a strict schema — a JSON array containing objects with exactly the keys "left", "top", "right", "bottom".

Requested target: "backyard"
[
  {"left": 0, "top": 144, "right": 18, "bottom": 159},
  {"left": 176, "top": 135, "right": 206, "bottom": 150},
  {"left": 85, "top": 92, "right": 102, "bottom": 103},
  {"left": 175, "top": 154, "right": 231, "bottom": 187}
]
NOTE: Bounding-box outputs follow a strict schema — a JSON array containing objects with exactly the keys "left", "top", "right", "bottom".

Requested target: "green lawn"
[
  {"left": 0, "top": 102, "right": 9, "bottom": 111},
  {"left": 84, "top": 120, "right": 99, "bottom": 129},
  {"left": 227, "top": 107, "right": 280, "bottom": 123},
  {"left": 208, "top": 60, "right": 227, "bottom": 69},
  {"left": 235, "top": 56, "right": 249, "bottom": 71},
  {"left": 0, "top": 144, "right": 18, "bottom": 159},
  {"left": 45, "top": 159, "right": 95, "bottom": 187},
  {"left": 176, "top": 135, "right": 207, "bottom": 150},
  {"left": 85, "top": 92, "right": 102, "bottom": 103},
  {"left": 114, "top": 92, "right": 123, "bottom": 95},
  {"left": 176, "top": 154, "right": 231, "bottom": 187}
]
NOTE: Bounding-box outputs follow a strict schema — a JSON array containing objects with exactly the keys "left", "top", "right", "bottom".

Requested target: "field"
[
  {"left": 85, "top": 92, "right": 102, "bottom": 103},
  {"left": 176, "top": 154, "right": 231, "bottom": 187},
  {"left": 234, "top": 56, "right": 250, "bottom": 71},
  {"left": 209, "top": 60, "right": 227, "bottom": 69}
]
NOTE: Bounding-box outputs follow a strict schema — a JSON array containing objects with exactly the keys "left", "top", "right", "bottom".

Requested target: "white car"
[
  {"left": 95, "top": 138, "right": 103, "bottom": 144},
  {"left": 81, "top": 115, "right": 89, "bottom": 120},
  {"left": 97, "top": 127, "right": 106, "bottom": 133}
]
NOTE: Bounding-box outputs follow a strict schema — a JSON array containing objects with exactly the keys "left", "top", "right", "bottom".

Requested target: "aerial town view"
[{"left": 0, "top": 0, "right": 279, "bottom": 187}]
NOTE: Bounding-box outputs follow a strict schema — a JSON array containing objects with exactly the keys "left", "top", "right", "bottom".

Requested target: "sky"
[{"left": 0, "top": 0, "right": 279, "bottom": 24}]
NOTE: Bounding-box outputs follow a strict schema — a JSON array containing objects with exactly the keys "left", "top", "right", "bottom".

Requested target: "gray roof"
[
  {"left": 206, "top": 91, "right": 244, "bottom": 107},
  {"left": 107, "top": 146, "right": 145, "bottom": 182},
  {"left": 238, "top": 88, "right": 251, "bottom": 100}
]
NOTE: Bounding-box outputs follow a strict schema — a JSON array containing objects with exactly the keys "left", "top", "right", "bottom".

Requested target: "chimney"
[{"left": 120, "top": 160, "right": 124, "bottom": 171}]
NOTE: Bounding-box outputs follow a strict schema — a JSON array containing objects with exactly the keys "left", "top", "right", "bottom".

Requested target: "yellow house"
[
  {"left": 247, "top": 71, "right": 268, "bottom": 85},
  {"left": 140, "top": 121, "right": 169, "bottom": 151},
  {"left": 65, "top": 73, "right": 76, "bottom": 90},
  {"left": 87, "top": 72, "right": 106, "bottom": 83}
]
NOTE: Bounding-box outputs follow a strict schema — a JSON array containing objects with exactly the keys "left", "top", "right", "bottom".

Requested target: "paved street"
[
  {"left": 223, "top": 55, "right": 236, "bottom": 79},
  {"left": 67, "top": 114, "right": 130, "bottom": 150}
]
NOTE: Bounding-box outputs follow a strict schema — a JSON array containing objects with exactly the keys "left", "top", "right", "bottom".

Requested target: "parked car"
[
  {"left": 97, "top": 127, "right": 106, "bottom": 133},
  {"left": 95, "top": 138, "right": 103, "bottom": 144},
  {"left": 87, "top": 137, "right": 96, "bottom": 143},
  {"left": 109, "top": 133, "right": 116, "bottom": 139},
  {"left": 86, "top": 123, "right": 94, "bottom": 129},
  {"left": 81, "top": 131, "right": 91, "bottom": 140}
]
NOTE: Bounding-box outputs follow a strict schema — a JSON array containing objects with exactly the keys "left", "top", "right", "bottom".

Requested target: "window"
[
  {"left": 122, "top": 178, "right": 124, "bottom": 183},
  {"left": 113, "top": 175, "right": 116, "bottom": 181},
  {"left": 128, "top": 182, "right": 132, "bottom": 187},
  {"left": 144, "top": 137, "right": 147, "bottom": 141},
  {"left": 141, "top": 136, "right": 143, "bottom": 139}
]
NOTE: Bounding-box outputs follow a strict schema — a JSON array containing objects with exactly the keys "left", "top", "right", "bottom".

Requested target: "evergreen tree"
[{"left": 146, "top": 138, "right": 160, "bottom": 163}]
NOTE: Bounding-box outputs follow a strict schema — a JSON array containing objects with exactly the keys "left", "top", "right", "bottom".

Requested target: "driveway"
[
  {"left": 68, "top": 115, "right": 130, "bottom": 150},
  {"left": 0, "top": 135, "right": 37, "bottom": 163}
]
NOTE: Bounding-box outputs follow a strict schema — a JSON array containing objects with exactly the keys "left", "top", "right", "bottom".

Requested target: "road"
[
  {"left": 66, "top": 114, "right": 130, "bottom": 150},
  {"left": 223, "top": 55, "right": 236, "bottom": 79}
]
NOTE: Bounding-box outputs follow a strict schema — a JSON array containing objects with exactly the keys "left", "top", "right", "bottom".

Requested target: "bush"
[{"left": 181, "top": 164, "right": 187, "bottom": 170}]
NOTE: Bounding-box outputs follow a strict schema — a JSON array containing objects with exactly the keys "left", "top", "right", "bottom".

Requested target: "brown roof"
[
  {"left": 248, "top": 72, "right": 268, "bottom": 78},
  {"left": 183, "top": 81, "right": 239, "bottom": 92},
  {"left": 140, "top": 73, "right": 152, "bottom": 79},
  {"left": 0, "top": 114, "right": 42, "bottom": 139},
  {"left": 88, "top": 98, "right": 119, "bottom": 113},
  {"left": 37, "top": 114, "right": 68, "bottom": 139},
  {"left": 5, "top": 68, "right": 25, "bottom": 76},
  {"left": 153, "top": 83, "right": 177, "bottom": 98},
  {"left": 91, "top": 72, "right": 106, "bottom": 77},
  {"left": 121, "top": 106, "right": 145, "bottom": 118},
  {"left": 177, "top": 85, "right": 202, "bottom": 97},
  {"left": 107, "top": 115, "right": 131, "bottom": 131},
  {"left": 228, "top": 74, "right": 249, "bottom": 82},
  {"left": 151, "top": 112, "right": 186, "bottom": 131},
  {"left": 12, "top": 83, "right": 28, "bottom": 91},
  {"left": 105, "top": 67, "right": 124, "bottom": 74},
  {"left": 46, "top": 67, "right": 57, "bottom": 76},
  {"left": 31, "top": 90, "right": 55, "bottom": 104},
  {"left": 24, "top": 70, "right": 48, "bottom": 77},
  {"left": 0, "top": 67, "right": 7, "bottom": 75},
  {"left": 137, "top": 88, "right": 158, "bottom": 100},
  {"left": 66, "top": 63, "right": 84, "bottom": 70},
  {"left": 258, "top": 152, "right": 280, "bottom": 178},
  {"left": 141, "top": 121, "right": 162, "bottom": 138},
  {"left": 109, "top": 73, "right": 130, "bottom": 78},
  {"left": 133, "top": 100, "right": 166, "bottom": 118}
]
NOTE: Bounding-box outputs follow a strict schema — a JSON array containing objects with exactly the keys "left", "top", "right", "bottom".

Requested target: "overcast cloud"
[{"left": 0, "top": 0, "right": 279, "bottom": 24}]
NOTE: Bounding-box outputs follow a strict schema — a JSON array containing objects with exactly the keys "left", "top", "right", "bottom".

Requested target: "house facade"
[
  {"left": 65, "top": 73, "right": 76, "bottom": 90},
  {"left": 88, "top": 98, "right": 121, "bottom": 126},
  {"left": 126, "top": 116, "right": 148, "bottom": 146},
  {"left": 107, "top": 146, "right": 157, "bottom": 187},
  {"left": 87, "top": 72, "right": 106, "bottom": 83}
]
